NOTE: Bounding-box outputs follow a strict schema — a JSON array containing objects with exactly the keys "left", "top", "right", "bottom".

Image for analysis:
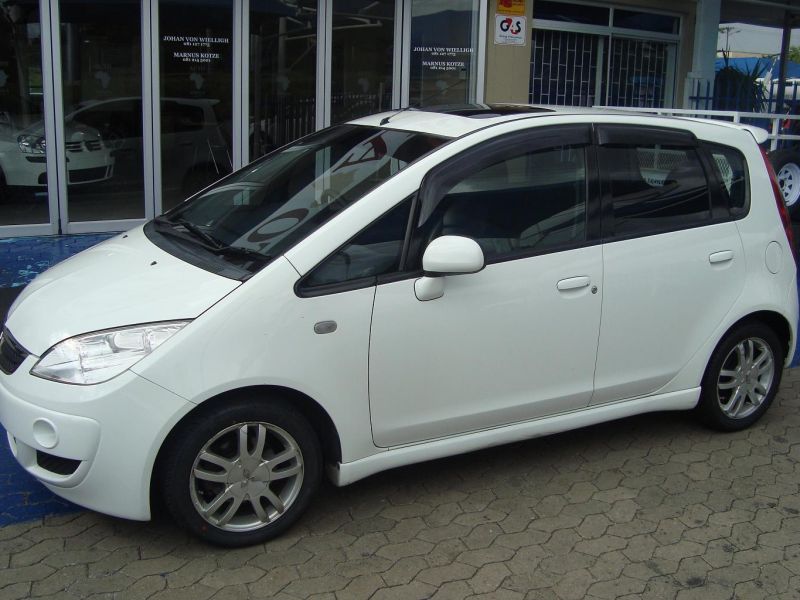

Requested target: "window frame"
[
  {"left": 407, "top": 124, "right": 601, "bottom": 269},
  {"left": 595, "top": 124, "right": 728, "bottom": 242}
]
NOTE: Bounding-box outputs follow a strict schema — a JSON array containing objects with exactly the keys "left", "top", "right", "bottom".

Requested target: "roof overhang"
[{"left": 721, "top": 0, "right": 800, "bottom": 28}]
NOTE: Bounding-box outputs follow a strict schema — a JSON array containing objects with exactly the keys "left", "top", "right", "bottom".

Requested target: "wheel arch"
[
  {"left": 720, "top": 310, "right": 793, "bottom": 362},
  {"left": 150, "top": 384, "right": 342, "bottom": 511}
]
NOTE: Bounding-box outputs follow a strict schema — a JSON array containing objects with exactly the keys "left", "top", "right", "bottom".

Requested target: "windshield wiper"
[
  {"left": 153, "top": 216, "right": 271, "bottom": 264},
  {"left": 214, "top": 245, "right": 272, "bottom": 263},
  {"left": 172, "top": 218, "right": 225, "bottom": 249}
]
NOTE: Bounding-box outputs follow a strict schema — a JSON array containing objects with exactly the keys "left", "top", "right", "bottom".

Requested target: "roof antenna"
[{"left": 380, "top": 105, "right": 416, "bottom": 126}]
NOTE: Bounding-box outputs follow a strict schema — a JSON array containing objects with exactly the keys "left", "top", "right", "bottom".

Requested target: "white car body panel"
[
  {"left": 368, "top": 246, "right": 603, "bottom": 447},
  {"left": 6, "top": 226, "right": 239, "bottom": 356},
  {"left": 0, "top": 109, "right": 796, "bottom": 524}
]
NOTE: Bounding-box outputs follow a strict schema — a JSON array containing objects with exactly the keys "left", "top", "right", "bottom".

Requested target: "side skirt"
[{"left": 329, "top": 388, "right": 700, "bottom": 486}]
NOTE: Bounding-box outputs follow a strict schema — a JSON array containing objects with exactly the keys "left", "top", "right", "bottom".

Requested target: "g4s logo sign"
[
  {"left": 499, "top": 17, "right": 523, "bottom": 35},
  {"left": 494, "top": 14, "right": 526, "bottom": 45}
]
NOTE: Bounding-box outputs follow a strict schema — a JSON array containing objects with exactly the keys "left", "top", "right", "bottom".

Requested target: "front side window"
[
  {"left": 303, "top": 199, "right": 412, "bottom": 289},
  {"left": 413, "top": 144, "right": 588, "bottom": 264},
  {"left": 599, "top": 143, "right": 711, "bottom": 237},
  {"left": 145, "top": 125, "right": 446, "bottom": 279}
]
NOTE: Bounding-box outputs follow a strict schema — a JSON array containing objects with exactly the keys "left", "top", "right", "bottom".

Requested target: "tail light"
[{"left": 761, "top": 148, "right": 798, "bottom": 266}]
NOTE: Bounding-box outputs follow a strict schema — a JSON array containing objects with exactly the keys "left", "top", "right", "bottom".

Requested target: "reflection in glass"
[
  {"left": 59, "top": 0, "right": 144, "bottom": 222},
  {"left": 250, "top": 0, "right": 317, "bottom": 161},
  {"left": 160, "top": 0, "right": 233, "bottom": 211},
  {"left": 410, "top": 0, "right": 478, "bottom": 107},
  {"left": 0, "top": 1, "right": 50, "bottom": 225},
  {"left": 331, "top": 0, "right": 394, "bottom": 124}
]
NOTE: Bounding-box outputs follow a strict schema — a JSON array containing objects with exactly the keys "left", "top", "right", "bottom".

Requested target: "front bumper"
[{"left": 0, "top": 358, "right": 193, "bottom": 521}]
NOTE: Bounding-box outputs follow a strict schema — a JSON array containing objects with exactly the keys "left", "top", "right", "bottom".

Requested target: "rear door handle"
[
  {"left": 557, "top": 276, "right": 591, "bottom": 291},
  {"left": 709, "top": 250, "right": 734, "bottom": 264}
]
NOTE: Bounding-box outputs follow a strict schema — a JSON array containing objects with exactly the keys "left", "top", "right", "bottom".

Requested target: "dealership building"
[{"left": 0, "top": 0, "right": 795, "bottom": 238}]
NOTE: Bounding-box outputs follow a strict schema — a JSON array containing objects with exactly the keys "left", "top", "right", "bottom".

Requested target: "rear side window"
[
  {"left": 704, "top": 143, "right": 748, "bottom": 215},
  {"left": 599, "top": 143, "right": 711, "bottom": 237}
]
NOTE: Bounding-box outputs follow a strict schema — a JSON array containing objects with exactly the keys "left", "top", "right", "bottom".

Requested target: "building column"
[
  {"left": 484, "top": 0, "right": 534, "bottom": 104},
  {"left": 684, "top": 0, "right": 720, "bottom": 108}
]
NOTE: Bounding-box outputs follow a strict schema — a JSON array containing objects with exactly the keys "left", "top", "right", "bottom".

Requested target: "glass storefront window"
[
  {"left": 331, "top": 0, "right": 394, "bottom": 124},
  {"left": 160, "top": 0, "right": 234, "bottom": 211},
  {"left": 59, "top": 0, "right": 145, "bottom": 222},
  {"left": 0, "top": 1, "right": 50, "bottom": 225},
  {"left": 409, "top": 0, "right": 479, "bottom": 107},
  {"left": 250, "top": 0, "right": 317, "bottom": 160}
]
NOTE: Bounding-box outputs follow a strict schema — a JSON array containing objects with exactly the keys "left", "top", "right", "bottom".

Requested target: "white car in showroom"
[
  {"left": 0, "top": 105, "right": 797, "bottom": 546},
  {"left": 0, "top": 116, "right": 113, "bottom": 191}
]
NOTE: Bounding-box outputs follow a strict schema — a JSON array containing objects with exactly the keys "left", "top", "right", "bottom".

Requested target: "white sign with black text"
[{"left": 494, "top": 14, "right": 526, "bottom": 46}]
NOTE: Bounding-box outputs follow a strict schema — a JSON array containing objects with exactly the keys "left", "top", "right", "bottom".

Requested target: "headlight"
[
  {"left": 18, "top": 134, "right": 46, "bottom": 154},
  {"left": 31, "top": 321, "right": 190, "bottom": 385}
]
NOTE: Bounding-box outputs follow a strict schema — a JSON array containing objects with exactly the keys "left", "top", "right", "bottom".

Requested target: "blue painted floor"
[
  {"left": 0, "top": 233, "right": 115, "bottom": 525},
  {"left": 0, "top": 233, "right": 115, "bottom": 288}
]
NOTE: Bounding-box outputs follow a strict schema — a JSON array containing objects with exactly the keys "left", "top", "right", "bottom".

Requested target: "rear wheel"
[
  {"left": 697, "top": 322, "right": 784, "bottom": 431},
  {"left": 770, "top": 150, "right": 800, "bottom": 218},
  {"left": 161, "top": 397, "right": 322, "bottom": 546}
]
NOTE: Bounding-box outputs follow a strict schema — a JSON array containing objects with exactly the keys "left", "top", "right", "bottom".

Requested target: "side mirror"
[{"left": 415, "top": 236, "right": 485, "bottom": 301}]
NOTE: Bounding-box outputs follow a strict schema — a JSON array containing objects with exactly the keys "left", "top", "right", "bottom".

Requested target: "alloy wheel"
[
  {"left": 716, "top": 337, "right": 775, "bottom": 419},
  {"left": 189, "top": 422, "right": 304, "bottom": 532}
]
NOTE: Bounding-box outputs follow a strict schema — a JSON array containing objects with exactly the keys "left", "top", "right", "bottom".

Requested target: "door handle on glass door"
[
  {"left": 557, "top": 276, "right": 591, "bottom": 291},
  {"left": 709, "top": 250, "right": 733, "bottom": 264}
]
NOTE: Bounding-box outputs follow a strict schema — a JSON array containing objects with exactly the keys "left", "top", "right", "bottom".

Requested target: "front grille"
[
  {"left": 85, "top": 140, "right": 102, "bottom": 151},
  {"left": 65, "top": 141, "right": 83, "bottom": 153},
  {"left": 0, "top": 329, "right": 29, "bottom": 375},
  {"left": 69, "top": 166, "right": 108, "bottom": 183},
  {"left": 36, "top": 450, "right": 81, "bottom": 476}
]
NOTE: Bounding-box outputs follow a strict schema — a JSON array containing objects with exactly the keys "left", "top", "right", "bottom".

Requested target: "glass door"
[
  {"left": 249, "top": 0, "right": 317, "bottom": 161},
  {"left": 0, "top": 0, "right": 53, "bottom": 230},
  {"left": 158, "top": 0, "right": 234, "bottom": 211},
  {"left": 58, "top": 0, "right": 146, "bottom": 224}
]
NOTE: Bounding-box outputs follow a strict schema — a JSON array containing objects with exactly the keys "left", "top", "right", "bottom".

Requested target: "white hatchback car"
[{"left": 1, "top": 106, "right": 797, "bottom": 546}]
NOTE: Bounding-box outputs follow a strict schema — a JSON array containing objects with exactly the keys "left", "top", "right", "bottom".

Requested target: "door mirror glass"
[{"left": 422, "top": 235, "right": 484, "bottom": 276}]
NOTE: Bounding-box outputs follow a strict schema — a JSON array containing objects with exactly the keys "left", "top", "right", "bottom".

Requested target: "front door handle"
[
  {"left": 709, "top": 250, "right": 734, "bottom": 264},
  {"left": 557, "top": 276, "right": 591, "bottom": 291}
]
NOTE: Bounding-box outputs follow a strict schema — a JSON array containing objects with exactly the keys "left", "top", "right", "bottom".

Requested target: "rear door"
[{"left": 591, "top": 125, "right": 746, "bottom": 404}]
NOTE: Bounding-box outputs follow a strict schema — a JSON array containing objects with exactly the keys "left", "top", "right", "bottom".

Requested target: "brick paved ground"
[{"left": 3, "top": 372, "right": 800, "bottom": 599}]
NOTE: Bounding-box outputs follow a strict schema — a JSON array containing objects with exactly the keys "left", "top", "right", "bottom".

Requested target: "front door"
[{"left": 368, "top": 126, "right": 604, "bottom": 447}]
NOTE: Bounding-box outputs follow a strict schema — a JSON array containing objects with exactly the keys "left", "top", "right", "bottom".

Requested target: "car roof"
[{"left": 348, "top": 103, "right": 768, "bottom": 144}]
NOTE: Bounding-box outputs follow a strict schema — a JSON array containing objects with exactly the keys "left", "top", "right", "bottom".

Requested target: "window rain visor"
[{"left": 147, "top": 125, "right": 447, "bottom": 277}]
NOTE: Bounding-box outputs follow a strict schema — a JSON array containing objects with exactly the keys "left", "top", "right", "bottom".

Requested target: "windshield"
[{"left": 146, "top": 125, "right": 446, "bottom": 278}]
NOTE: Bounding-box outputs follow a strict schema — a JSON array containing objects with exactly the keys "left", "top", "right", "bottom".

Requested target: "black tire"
[
  {"left": 769, "top": 149, "right": 800, "bottom": 220},
  {"left": 696, "top": 322, "right": 784, "bottom": 432},
  {"left": 160, "top": 396, "right": 322, "bottom": 547}
]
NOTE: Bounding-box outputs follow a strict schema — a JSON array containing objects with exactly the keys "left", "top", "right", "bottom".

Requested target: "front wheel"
[
  {"left": 696, "top": 323, "right": 784, "bottom": 431},
  {"left": 161, "top": 397, "right": 322, "bottom": 546}
]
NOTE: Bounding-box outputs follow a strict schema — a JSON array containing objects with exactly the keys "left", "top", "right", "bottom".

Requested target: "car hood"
[{"left": 6, "top": 226, "right": 240, "bottom": 356}]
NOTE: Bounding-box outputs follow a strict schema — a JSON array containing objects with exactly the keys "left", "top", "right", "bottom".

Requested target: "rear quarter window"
[{"left": 703, "top": 142, "right": 749, "bottom": 217}]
